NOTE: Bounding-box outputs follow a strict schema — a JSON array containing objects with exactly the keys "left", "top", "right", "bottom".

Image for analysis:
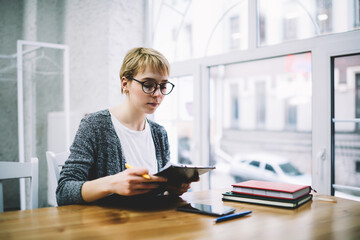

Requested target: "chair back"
[
  {"left": 0, "top": 158, "right": 39, "bottom": 212},
  {"left": 46, "top": 151, "right": 69, "bottom": 206}
]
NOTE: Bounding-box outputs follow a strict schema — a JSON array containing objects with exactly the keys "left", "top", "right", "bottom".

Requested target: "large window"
[
  {"left": 209, "top": 53, "right": 312, "bottom": 188},
  {"left": 151, "top": 0, "right": 360, "bottom": 199}
]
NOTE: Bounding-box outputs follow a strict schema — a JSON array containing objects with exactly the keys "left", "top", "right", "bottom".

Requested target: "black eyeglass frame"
[{"left": 129, "top": 77, "right": 175, "bottom": 95}]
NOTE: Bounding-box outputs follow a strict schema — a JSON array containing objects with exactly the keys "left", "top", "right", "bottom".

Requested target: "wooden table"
[{"left": 0, "top": 189, "right": 359, "bottom": 240}]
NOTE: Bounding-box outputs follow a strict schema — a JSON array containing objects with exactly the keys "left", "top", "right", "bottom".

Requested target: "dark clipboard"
[{"left": 154, "top": 162, "right": 215, "bottom": 185}]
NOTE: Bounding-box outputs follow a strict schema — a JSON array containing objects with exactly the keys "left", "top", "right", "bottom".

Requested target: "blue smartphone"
[{"left": 177, "top": 203, "right": 235, "bottom": 217}]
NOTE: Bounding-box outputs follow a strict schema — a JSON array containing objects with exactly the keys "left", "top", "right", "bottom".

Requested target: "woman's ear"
[{"left": 121, "top": 76, "right": 129, "bottom": 94}]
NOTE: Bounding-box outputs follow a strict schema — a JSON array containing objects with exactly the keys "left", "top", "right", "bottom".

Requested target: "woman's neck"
[{"left": 110, "top": 102, "right": 146, "bottom": 131}]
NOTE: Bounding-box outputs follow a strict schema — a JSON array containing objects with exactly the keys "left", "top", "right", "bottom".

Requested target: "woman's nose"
[{"left": 152, "top": 86, "right": 162, "bottom": 96}]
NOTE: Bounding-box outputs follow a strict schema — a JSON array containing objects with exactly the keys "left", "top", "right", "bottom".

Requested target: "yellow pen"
[{"left": 125, "top": 163, "right": 151, "bottom": 180}]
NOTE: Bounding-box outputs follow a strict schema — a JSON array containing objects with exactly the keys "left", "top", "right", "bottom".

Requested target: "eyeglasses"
[{"left": 129, "top": 77, "right": 175, "bottom": 95}]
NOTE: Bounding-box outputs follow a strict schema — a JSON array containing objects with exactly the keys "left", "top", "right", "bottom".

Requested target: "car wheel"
[{"left": 234, "top": 176, "right": 244, "bottom": 183}]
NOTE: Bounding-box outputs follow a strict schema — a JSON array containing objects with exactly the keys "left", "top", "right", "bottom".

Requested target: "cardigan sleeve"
[{"left": 56, "top": 117, "right": 96, "bottom": 206}]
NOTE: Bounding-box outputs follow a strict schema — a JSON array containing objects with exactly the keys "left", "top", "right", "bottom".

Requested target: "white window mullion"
[
  {"left": 199, "top": 64, "right": 210, "bottom": 190},
  {"left": 311, "top": 46, "right": 332, "bottom": 195}
]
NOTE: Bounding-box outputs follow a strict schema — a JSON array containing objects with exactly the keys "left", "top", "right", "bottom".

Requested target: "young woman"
[{"left": 56, "top": 47, "right": 193, "bottom": 206}]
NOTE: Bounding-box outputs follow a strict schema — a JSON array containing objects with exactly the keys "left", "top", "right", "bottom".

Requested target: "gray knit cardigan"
[{"left": 56, "top": 109, "right": 170, "bottom": 206}]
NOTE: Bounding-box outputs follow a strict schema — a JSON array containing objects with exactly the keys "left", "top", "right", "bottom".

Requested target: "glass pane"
[
  {"left": 0, "top": 44, "right": 66, "bottom": 210},
  {"left": 334, "top": 125, "right": 360, "bottom": 201},
  {"left": 333, "top": 53, "right": 360, "bottom": 201},
  {"left": 154, "top": 76, "right": 194, "bottom": 165},
  {"left": 259, "top": 0, "right": 360, "bottom": 47},
  {"left": 22, "top": 47, "right": 65, "bottom": 162},
  {"left": 334, "top": 54, "right": 360, "bottom": 120},
  {"left": 209, "top": 53, "right": 312, "bottom": 189},
  {"left": 152, "top": 0, "right": 248, "bottom": 62}
]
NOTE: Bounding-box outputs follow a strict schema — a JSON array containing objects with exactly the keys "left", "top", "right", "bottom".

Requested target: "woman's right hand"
[{"left": 108, "top": 168, "right": 167, "bottom": 196}]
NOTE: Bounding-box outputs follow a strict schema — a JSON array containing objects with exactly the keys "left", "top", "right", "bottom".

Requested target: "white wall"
[
  {"left": 0, "top": 0, "right": 147, "bottom": 209},
  {"left": 64, "top": 0, "right": 145, "bottom": 115}
]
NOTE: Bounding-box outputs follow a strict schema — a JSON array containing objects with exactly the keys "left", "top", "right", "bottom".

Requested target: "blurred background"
[{"left": 1, "top": 0, "right": 360, "bottom": 211}]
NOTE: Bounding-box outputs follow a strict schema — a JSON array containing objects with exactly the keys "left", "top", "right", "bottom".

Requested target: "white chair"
[
  {"left": 46, "top": 151, "right": 69, "bottom": 206},
  {"left": 0, "top": 158, "right": 39, "bottom": 212}
]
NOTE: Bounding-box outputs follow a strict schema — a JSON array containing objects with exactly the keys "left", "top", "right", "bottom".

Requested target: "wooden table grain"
[{"left": 0, "top": 189, "right": 359, "bottom": 240}]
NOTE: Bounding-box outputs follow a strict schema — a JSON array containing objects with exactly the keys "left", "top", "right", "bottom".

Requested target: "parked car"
[{"left": 229, "top": 153, "right": 311, "bottom": 186}]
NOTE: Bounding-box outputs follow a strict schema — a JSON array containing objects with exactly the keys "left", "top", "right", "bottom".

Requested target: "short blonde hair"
[{"left": 119, "top": 47, "right": 170, "bottom": 94}]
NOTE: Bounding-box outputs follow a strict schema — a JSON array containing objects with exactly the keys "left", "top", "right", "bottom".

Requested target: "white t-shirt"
[{"left": 110, "top": 114, "right": 158, "bottom": 174}]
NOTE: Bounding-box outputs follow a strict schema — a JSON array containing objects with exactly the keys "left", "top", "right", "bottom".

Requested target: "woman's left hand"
[{"left": 165, "top": 183, "right": 191, "bottom": 196}]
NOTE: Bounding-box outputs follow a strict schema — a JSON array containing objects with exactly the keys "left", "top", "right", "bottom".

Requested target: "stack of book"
[{"left": 222, "top": 180, "right": 313, "bottom": 209}]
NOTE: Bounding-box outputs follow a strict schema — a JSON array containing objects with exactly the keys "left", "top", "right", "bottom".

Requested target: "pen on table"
[
  {"left": 125, "top": 163, "right": 151, "bottom": 180},
  {"left": 214, "top": 210, "right": 252, "bottom": 223}
]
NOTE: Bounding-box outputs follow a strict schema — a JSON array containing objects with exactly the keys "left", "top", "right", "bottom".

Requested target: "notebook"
[{"left": 232, "top": 180, "right": 311, "bottom": 200}]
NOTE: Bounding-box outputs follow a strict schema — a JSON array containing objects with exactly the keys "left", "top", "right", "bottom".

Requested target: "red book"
[{"left": 232, "top": 180, "right": 311, "bottom": 200}]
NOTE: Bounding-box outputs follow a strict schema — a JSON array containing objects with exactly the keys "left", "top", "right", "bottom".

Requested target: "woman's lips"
[{"left": 148, "top": 102, "right": 159, "bottom": 107}]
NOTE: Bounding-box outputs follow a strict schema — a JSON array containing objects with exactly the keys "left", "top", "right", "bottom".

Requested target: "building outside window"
[
  {"left": 229, "top": 83, "right": 240, "bottom": 128},
  {"left": 356, "top": 0, "right": 360, "bottom": 27},
  {"left": 316, "top": 0, "right": 333, "bottom": 34},
  {"left": 154, "top": 75, "right": 195, "bottom": 166},
  {"left": 258, "top": 0, "right": 359, "bottom": 47},
  {"left": 356, "top": 73, "right": 360, "bottom": 131},
  {"left": 209, "top": 53, "right": 312, "bottom": 189},
  {"left": 283, "top": 16, "right": 297, "bottom": 40},
  {"left": 255, "top": 82, "right": 266, "bottom": 129},
  {"left": 230, "top": 15, "right": 241, "bottom": 49},
  {"left": 285, "top": 100, "right": 297, "bottom": 130},
  {"left": 151, "top": 0, "right": 248, "bottom": 61}
]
